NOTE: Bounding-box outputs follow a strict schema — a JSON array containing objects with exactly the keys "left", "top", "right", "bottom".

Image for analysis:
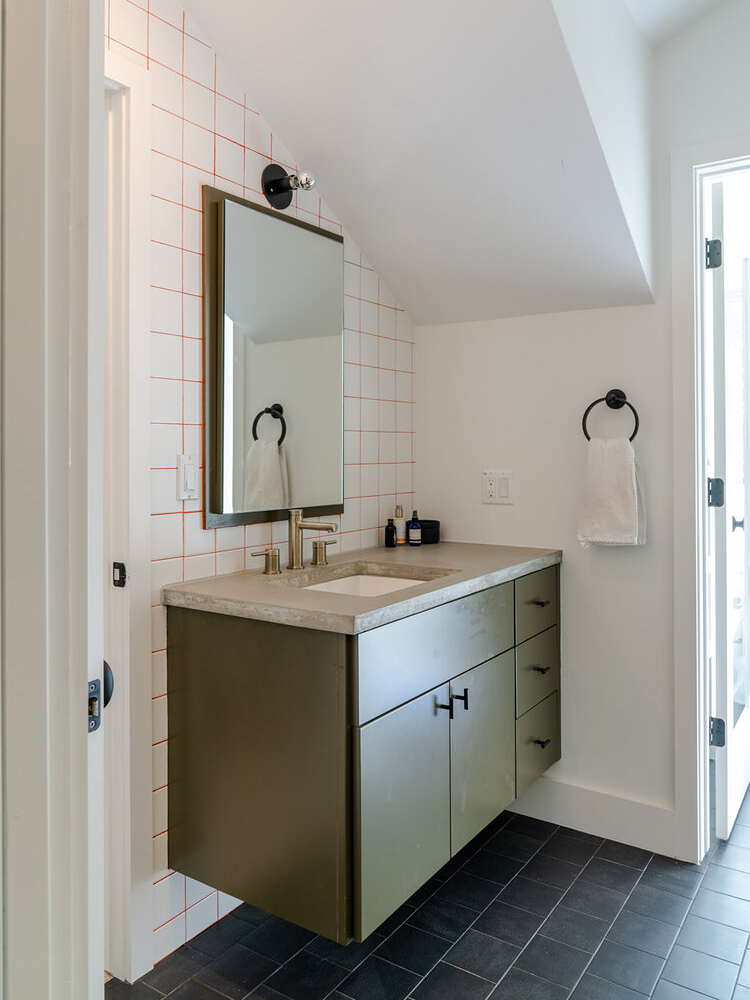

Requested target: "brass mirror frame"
[{"left": 202, "top": 185, "right": 345, "bottom": 528}]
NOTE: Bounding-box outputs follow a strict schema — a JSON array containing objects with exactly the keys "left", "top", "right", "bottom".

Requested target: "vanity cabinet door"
[
  {"left": 353, "top": 685, "right": 451, "bottom": 940},
  {"left": 449, "top": 652, "right": 516, "bottom": 854}
]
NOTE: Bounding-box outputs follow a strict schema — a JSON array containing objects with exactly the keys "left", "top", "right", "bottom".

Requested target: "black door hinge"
[
  {"left": 113, "top": 561, "right": 127, "bottom": 587},
  {"left": 708, "top": 478, "right": 725, "bottom": 507},
  {"left": 710, "top": 716, "right": 726, "bottom": 747},
  {"left": 706, "top": 238, "right": 722, "bottom": 269},
  {"left": 88, "top": 679, "right": 101, "bottom": 732}
]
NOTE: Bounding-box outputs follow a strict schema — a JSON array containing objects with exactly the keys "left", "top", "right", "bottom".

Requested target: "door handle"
[
  {"left": 435, "top": 699, "right": 454, "bottom": 720},
  {"left": 450, "top": 688, "right": 469, "bottom": 711},
  {"left": 533, "top": 665, "right": 552, "bottom": 675},
  {"left": 733, "top": 516, "right": 745, "bottom": 532},
  {"left": 532, "top": 599, "right": 551, "bottom": 608}
]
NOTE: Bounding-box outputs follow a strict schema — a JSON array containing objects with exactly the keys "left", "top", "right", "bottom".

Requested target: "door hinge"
[
  {"left": 710, "top": 716, "right": 726, "bottom": 747},
  {"left": 113, "top": 561, "right": 127, "bottom": 587},
  {"left": 88, "top": 679, "right": 101, "bottom": 733},
  {"left": 706, "top": 238, "right": 723, "bottom": 269},
  {"left": 708, "top": 477, "right": 725, "bottom": 507}
]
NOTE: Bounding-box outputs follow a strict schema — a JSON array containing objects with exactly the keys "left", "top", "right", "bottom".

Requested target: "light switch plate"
[
  {"left": 482, "top": 469, "right": 513, "bottom": 505},
  {"left": 177, "top": 454, "right": 200, "bottom": 500}
]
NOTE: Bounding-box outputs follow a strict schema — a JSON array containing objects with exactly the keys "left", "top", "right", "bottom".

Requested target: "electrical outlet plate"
[
  {"left": 482, "top": 469, "right": 513, "bottom": 505},
  {"left": 177, "top": 454, "right": 200, "bottom": 500}
]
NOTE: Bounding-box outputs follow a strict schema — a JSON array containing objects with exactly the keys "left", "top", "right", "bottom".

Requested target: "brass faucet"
[{"left": 287, "top": 509, "right": 338, "bottom": 570}]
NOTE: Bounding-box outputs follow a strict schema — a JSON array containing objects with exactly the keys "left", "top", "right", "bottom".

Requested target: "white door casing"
[
  {"left": 701, "top": 164, "right": 750, "bottom": 841},
  {"left": 104, "top": 52, "right": 154, "bottom": 983},
  {"left": 2, "top": 0, "right": 104, "bottom": 997}
]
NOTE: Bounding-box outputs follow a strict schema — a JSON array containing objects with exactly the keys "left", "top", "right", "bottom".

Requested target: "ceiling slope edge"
[{"left": 551, "top": 0, "right": 655, "bottom": 298}]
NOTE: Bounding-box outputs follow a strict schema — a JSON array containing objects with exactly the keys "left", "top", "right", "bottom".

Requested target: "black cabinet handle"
[
  {"left": 436, "top": 700, "right": 454, "bottom": 720},
  {"left": 451, "top": 687, "right": 469, "bottom": 711},
  {"left": 534, "top": 738, "right": 552, "bottom": 749},
  {"left": 532, "top": 599, "right": 551, "bottom": 608},
  {"left": 733, "top": 516, "right": 745, "bottom": 532},
  {"left": 533, "top": 665, "right": 552, "bottom": 675}
]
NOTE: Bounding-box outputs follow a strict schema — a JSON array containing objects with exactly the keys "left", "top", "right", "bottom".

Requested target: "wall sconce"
[{"left": 261, "top": 164, "right": 317, "bottom": 210}]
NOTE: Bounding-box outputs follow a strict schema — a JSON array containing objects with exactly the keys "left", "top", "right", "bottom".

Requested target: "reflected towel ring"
[
  {"left": 582, "top": 389, "right": 639, "bottom": 442},
  {"left": 252, "top": 403, "right": 287, "bottom": 445}
]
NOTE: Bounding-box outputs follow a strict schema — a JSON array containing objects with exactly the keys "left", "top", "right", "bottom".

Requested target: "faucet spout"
[{"left": 287, "top": 509, "right": 338, "bottom": 570}]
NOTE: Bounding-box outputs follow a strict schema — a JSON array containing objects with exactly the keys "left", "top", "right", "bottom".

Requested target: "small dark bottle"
[
  {"left": 408, "top": 510, "right": 422, "bottom": 546},
  {"left": 385, "top": 518, "right": 397, "bottom": 547}
]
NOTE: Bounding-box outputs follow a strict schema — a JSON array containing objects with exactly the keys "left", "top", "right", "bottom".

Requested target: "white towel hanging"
[
  {"left": 243, "top": 440, "right": 289, "bottom": 510},
  {"left": 577, "top": 437, "right": 646, "bottom": 546}
]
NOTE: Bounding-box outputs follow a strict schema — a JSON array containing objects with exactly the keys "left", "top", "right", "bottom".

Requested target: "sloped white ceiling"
[{"left": 184, "top": 0, "right": 655, "bottom": 324}]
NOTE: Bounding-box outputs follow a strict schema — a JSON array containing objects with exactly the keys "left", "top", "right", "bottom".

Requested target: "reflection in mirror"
[{"left": 203, "top": 186, "right": 345, "bottom": 527}]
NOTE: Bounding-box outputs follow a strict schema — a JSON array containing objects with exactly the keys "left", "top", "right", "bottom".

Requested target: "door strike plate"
[
  {"left": 88, "top": 679, "right": 101, "bottom": 732},
  {"left": 709, "top": 716, "right": 726, "bottom": 748},
  {"left": 706, "top": 239, "right": 723, "bottom": 269},
  {"left": 708, "top": 478, "right": 725, "bottom": 508}
]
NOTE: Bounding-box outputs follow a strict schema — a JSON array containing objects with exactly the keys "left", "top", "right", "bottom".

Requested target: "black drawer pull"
[
  {"left": 451, "top": 688, "right": 469, "bottom": 711},
  {"left": 533, "top": 666, "right": 552, "bottom": 675},
  {"left": 436, "top": 700, "right": 454, "bottom": 720},
  {"left": 534, "top": 738, "right": 552, "bottom": 749},
  {"left": 532, "top": 599, "right": 551, "bottom": 608}
]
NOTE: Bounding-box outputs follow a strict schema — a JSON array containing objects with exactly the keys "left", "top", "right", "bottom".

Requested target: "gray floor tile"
[
  {"left": 607, "top": 909, "right": 679, "bottom": 958},
  {"left": 595, "top": 840, "right": 653, "bottom": 870},
  {"left": 703, "top": 865, "right": 750, "bottom": 902},
  {"left": 625, "top": 884, "right": 691, "bottom": 925},
  {"left": 580, "top": 858, "right": 640, "bottom": 895},
  {"left": 489, "top": 967, "right": 569, "bottom": 998},
  {"left": 570, "top": 974, "right": 644, "bottom": 999},
  {"left": 660, "top": 944, "right": 739, "bottom": 1000},
  {"left": 691, "top": 888, "right": 750, "bottom": 931},
  {"left": 586, "top": 939, "right": 663, "bottom": 994},
  {"left": 513, "top": 936, "right": 590, "bottom": 988},
  {"left": 651, "top": 982, "right": 710, "bottom": 998},
  {"left": 539, "top": 907, "right": 609, "bottom": 953},
  {"left": 675, "top": 914, "right": 748, "bottom": 964},
  {"left": 563, "top": 880, "right": 627, "bottom": 921},
  {"left": 411, "top": 962, "right": 494, "bottom": 1000},
  {"left": 444, "top": 930, "right": 519, "bottom": 983}
]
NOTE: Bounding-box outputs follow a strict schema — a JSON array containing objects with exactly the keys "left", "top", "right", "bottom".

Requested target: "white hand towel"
[
  {"left": 243, "top": 440, "right": 289, "bottom": 510},
  {"left": 578, "top": 437, "right": 646, "bottom": 546}
]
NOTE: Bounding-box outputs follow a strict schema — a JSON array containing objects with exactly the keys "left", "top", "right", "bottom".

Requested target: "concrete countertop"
[{"left": 162, "top": 541, "right": 562, "bottom": 635}]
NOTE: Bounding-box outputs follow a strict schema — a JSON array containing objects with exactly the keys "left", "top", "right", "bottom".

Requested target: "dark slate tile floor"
[{"left": 108, "top": 788, "right": 750, "bottom": 999}]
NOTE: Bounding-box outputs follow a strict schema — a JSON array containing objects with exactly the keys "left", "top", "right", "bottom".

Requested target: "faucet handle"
[
  {"left": 311, "top": 539, "right": 337, "bottom": 567},
  {"left": 251, "top": 547, "right": 281, "bottom": 575}
]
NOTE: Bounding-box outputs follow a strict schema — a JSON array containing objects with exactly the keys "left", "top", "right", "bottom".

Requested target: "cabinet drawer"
[
  {"left": 354, "top": 583, "right": 514, "bottom": 724},
  {"left": 516, "top": 626, "right": 559, "bottom": 718},
  {"left": 515, "top": 566, "right": 558, "bottom": 643},
  {"left": 516, "top": 691, "right": 560, "bottom": 797}
]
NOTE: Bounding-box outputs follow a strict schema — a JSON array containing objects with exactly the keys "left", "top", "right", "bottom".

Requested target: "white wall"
[{"left": 417, "top": 0, "right": 750, "bottom": 859}]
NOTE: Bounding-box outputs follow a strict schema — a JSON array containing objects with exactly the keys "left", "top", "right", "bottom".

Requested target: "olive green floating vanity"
[{"left": 163, "top": 542, "right": 561, "bottom": 944}]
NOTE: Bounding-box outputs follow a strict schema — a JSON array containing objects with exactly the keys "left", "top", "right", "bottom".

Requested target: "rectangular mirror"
[{"left": 203, "top": 186, "right": 344, "bottom": 528}]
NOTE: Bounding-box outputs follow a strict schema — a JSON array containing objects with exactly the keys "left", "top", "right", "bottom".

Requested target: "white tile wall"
[{"left": 106, "top": 0, "right": 416, "bottom": 966}]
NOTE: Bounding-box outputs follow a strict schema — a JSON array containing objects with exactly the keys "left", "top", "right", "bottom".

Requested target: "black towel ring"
[
  {"left": 252, "top": 403, "right": 287, "bottom": 445},
  {"left": 582, "top": 389, "right": 639, "bottom": 442}
]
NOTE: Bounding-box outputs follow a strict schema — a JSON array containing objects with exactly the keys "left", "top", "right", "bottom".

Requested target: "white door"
[{"left": 702, "top": 166, "right": 750, "bottom": 840}]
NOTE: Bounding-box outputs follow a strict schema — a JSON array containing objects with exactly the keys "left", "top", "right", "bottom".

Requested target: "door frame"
[
  {"left": 104, "top": 52, "right": 154, "bottom": 983},
  {"left": 2, "top": 0, "right": 103, "bottom": 997},
  {"left": 671, "top": 133, "right": 750, "bottom": 862}
]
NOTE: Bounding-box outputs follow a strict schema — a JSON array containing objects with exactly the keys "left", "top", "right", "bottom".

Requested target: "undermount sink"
[
  {"left": 270, "top": 560, "right": 458, "bottom": 597},
  {"left": 304, "top": 575, "right": 426, "bottom": 597}
]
